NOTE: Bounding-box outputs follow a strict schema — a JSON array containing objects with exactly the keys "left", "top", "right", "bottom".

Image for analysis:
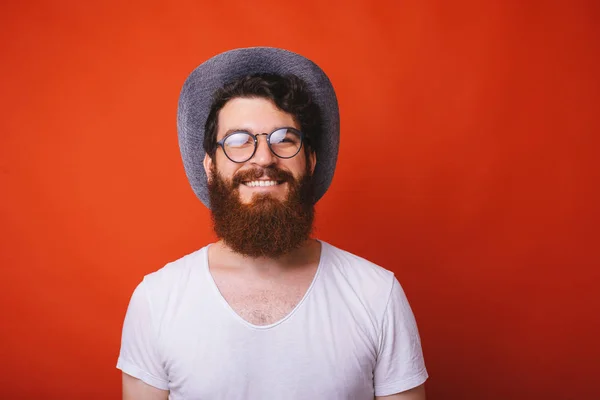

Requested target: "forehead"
[{"left": 216, "top": 97, "right": 298, "bottom": 139}]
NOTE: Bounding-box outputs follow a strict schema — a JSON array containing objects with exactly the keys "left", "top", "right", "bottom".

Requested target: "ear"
[
  {"left": 203, "top": 153, "right": 214, "bottom": 183},
  {"left": 308, "top": 150, "right": 317, "bottom": 175}
]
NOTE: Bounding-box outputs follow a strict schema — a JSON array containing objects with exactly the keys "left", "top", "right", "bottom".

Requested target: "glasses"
[{"left": 216, "top": 127, "right": 305, "bottom": 163}]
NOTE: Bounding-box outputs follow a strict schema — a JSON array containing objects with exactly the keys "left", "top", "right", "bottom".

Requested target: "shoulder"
[
  {"left": 321, "top": 241, "right": 395, "bottom": 285},
  {"left": 137, "top": 246, "right": 209, "bottom": 318},
  {"left": 143, "top": 246, "right": 207, "bottom": 291},
  {"left": 320, "top": 241, "right": 398, "bottom": 316}
]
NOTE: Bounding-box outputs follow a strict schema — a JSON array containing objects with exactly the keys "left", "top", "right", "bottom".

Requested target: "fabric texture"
[
  {"left": 177, "top": 47, "right": 340, "bottom": 208},
  {"left": 117, "top": 241, "right": 428, "bottom": 399}
]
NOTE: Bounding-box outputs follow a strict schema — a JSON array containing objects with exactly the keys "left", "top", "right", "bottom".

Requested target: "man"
[{"left": 117, "top": 47, "right": 428, "bottom": 399}]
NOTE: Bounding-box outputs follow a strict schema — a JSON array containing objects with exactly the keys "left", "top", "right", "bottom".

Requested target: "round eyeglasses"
[{"left": 216, "top": 127, "right": 305, "bottom": 163}]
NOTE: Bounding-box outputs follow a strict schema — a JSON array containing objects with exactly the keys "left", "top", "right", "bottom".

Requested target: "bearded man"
[{"left": 117, "top": 47, "right": 428, "bottom": 400}]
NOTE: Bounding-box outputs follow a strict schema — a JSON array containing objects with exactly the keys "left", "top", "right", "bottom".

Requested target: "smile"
[{"left": 243, "top": 180, "right": 282, "bottom": 187}]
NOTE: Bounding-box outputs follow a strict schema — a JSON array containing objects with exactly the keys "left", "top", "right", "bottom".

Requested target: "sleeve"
[
  {"left": 116, "top": 279, "right": 169, "bottom": 390},
  {"left": 373, "top": 277, "right": 428, "bottom": 396}
]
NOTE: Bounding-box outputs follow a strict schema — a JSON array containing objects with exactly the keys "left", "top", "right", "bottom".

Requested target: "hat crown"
[{"left": 177, "top": 47, "right": 340, "bottom": 208}]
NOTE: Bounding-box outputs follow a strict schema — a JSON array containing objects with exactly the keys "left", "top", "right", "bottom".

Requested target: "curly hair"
[{"left": 203, "top": 73, "right": 322, "bottom": 159}]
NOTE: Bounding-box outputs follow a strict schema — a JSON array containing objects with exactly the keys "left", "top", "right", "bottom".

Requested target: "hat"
[{"left": 177, "top": 47, "right": 340, "bottom": 208}]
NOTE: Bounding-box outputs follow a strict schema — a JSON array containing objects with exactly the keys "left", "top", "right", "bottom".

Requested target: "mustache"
[{"left": 231, "top": 166, "right": 295, "bottom": 187}]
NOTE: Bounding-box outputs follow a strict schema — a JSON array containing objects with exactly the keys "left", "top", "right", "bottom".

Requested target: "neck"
[{"left": 210, "top": 238, "right": 321, "bottom": 276}]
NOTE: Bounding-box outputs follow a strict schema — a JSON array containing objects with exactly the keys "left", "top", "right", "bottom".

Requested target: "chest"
[
  {"left": 218, "top": 285, "right": 305, "bottom": 325},
  {"left": 210, "top": 266, "right": 316, "bottom": 326},
  {"left": 163, "top": 310, "right": 377, "bottom": 400},
  {"left": 160, "top": 266, "right": 382, "bottom": 400}
]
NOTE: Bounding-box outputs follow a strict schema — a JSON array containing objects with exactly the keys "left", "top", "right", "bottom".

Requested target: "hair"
[{"left": 203, "top": 73, "right": 322, "bottom": 158}]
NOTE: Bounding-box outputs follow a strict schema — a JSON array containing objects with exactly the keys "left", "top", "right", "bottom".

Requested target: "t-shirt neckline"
[{"left": 202, "top": 240, "right": 327, "bottom": 330}]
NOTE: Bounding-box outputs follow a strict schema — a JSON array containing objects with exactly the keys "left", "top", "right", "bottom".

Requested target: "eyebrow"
[
  {"left": 223, "top": 128, "right": 252, "bottom": 136},
  {"left": 221, "top": 126, "right": 297, "bottom": 137}
]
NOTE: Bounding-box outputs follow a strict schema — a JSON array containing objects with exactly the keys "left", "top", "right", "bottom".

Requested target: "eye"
[
  {"left": 270, "top": 128, "right": 301, "bottom": 145},
  {"left": 224, "top": 132, "right": 253, "bottom": 148}
]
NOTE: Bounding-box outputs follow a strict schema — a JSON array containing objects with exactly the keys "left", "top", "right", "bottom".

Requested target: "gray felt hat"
[{"left": 177, "top": 47, "right": 340, "bottom": 208}]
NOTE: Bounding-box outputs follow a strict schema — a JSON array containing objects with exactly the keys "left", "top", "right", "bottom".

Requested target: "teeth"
[{"left": 245, "top": 180, "right": 278, "bottom": 187}]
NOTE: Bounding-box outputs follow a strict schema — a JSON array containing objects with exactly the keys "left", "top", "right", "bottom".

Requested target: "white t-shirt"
[{"left": 117, "top": 241, "right": 428, "bottom": 399}]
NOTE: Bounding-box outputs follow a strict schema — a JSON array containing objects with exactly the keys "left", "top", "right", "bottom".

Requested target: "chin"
[{"left": 241, "top": 192, "right": 285, "bottom": 205}]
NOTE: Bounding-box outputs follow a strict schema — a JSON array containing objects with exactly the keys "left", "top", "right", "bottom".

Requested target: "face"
[
  {"left": 203, "top": 96, "right": 317, "bottom": 258},
  {"left": 203, "top": 97, "right": 316, "bottom": 204}
]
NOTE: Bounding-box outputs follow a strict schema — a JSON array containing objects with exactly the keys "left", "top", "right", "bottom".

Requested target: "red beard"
[{"left": 208, "top": 164, "right": 315, "bottom": 258}]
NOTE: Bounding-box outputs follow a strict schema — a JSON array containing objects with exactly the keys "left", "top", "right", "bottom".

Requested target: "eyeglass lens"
[{"left": 223, "top": 128, "right": 302, "bottom": 162}]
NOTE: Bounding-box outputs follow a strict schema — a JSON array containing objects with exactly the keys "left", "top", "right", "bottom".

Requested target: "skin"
[
  {"left": 206, "top": 96, "right": 316, "bottom": 204},
  {"left": 203, "top": 97, "right": 322, "bottom": 326},
  {"left": 122, "top": 97, "right": 425, "bottom": 399},
  {"left": 122, "top": 373, "right": 167, "bottom": 400},
  {"left": 376, "top": 384, "right": 426, "bottom": 400}
]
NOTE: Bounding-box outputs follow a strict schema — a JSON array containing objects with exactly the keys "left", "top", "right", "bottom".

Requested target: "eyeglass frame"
[{"left": 215, "top": 127, "right": 306, "bottom": 164}]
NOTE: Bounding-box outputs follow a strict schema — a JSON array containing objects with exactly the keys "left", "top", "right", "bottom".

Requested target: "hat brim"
[{"left": 177, "top": 47, "right": 340, "bottom": 208}]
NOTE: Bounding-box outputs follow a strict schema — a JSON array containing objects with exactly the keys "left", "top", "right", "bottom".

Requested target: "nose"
[{"left": 251, "top": 134, "right": 276, "bottom": 166}]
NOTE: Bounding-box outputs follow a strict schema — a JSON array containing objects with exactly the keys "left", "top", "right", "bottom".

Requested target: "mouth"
[{"left": 242, "top": 180, "right": 284, "bottom": 188}]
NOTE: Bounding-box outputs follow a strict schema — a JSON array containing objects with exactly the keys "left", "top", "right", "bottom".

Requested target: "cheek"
[
  {"left": 286, "top": 157, "right": 308, "bottom": 178},
  {"left": 213, "top": 153, "right": 240, "bottom": 178}
]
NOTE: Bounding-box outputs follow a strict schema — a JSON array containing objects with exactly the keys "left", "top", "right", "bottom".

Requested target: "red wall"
[{"left": 1, "top": 1, "right": 598, "bottom": 399}]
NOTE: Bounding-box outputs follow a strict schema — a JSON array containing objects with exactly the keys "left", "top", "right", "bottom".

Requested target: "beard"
[{"left": 207, "top": 163, "right": 315, "bottom": 258}]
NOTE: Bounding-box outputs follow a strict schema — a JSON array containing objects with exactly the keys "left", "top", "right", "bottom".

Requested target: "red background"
[{"left": 1, "top": 1, "right": 599, "bottom": 399}]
